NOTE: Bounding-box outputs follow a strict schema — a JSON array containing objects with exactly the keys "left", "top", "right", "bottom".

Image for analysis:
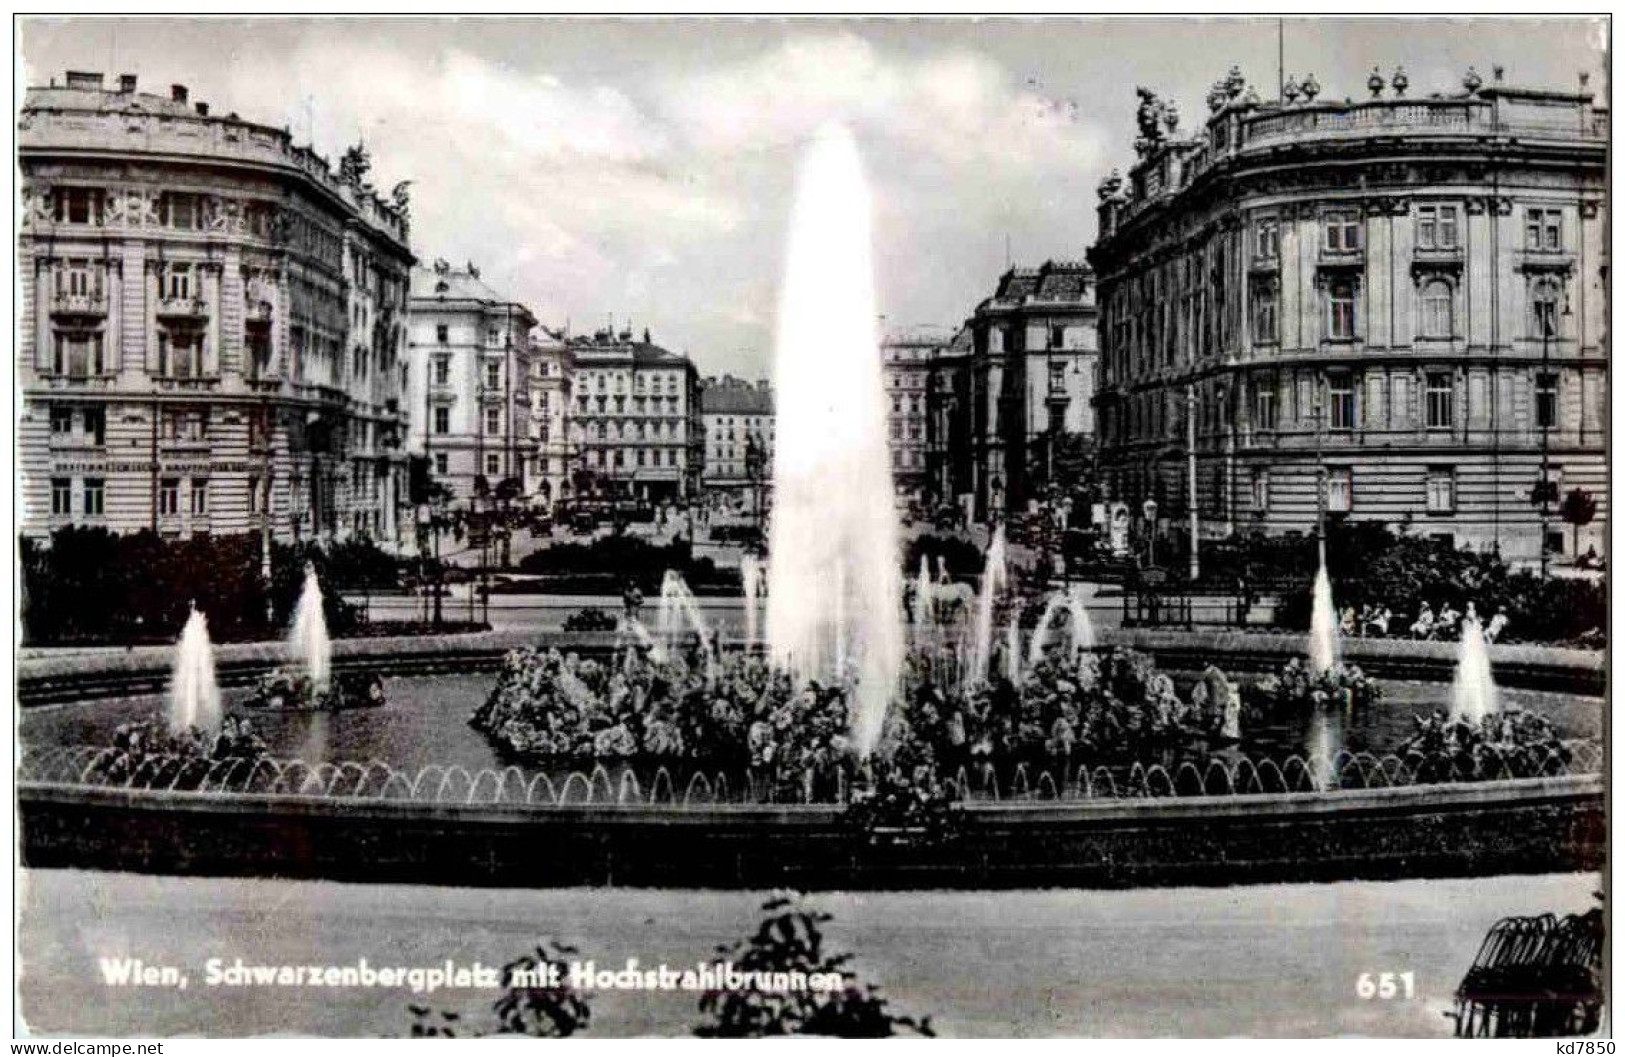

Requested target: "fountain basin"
[
  {"left": 17, "top": 628, "right": 1605, "bottom": 707},
  {"left": 18, "top": 773, "right": 1603, "bottom": 889}
]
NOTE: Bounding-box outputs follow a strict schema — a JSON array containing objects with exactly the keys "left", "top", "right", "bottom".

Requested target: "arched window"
[{"left": 1420, "top": 279, "right": 1453, "bottom": 338}]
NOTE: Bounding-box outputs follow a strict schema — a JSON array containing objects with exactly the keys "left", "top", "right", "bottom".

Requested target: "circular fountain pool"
[{"left": 18, "top": 668, "right": 1602, "bottom": 777}]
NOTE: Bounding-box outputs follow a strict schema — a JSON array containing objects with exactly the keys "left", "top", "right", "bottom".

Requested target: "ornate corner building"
[
  {"left": 18, "top": 71, "right": 416, "bottom": 547},
  {"left": 1089, "top": 67, "right": 1607, "bottom": 565}
]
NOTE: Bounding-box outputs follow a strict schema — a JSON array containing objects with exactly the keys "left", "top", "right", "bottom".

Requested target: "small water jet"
[
  {"left": 1003, "top": 613, "right": 1022, "bottom": 683},
  {"left": 658, "top": 570, "right": 716, "bottom": 681},
  {"left": 1027, "top": 585, "right": 1097, "bottom": 667},
  {"left": 290, "top": 562, "right": 332, "bottom": 693},
  {"left": 1453, "top": 604, "right": 1499, "bottom": 724},
  {"left": 966, "top": 525, "right": 1008, "bottom": 685},
  {"left": 168, "top": 602, "right": 222, "bottom": 735},
  {"left": 740, "top": 555, "right": 764, "bottom": 645},
  {"left": 913, "top": 555, "right": 934, "bottom": 630},
  {"left": 1308, "top": 544, "right": 1338, "bottom": 676}
]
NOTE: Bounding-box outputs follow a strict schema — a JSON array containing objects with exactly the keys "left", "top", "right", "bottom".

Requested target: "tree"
[{"left": 1560, "top": 488, "right": 1598, "bottom": 562}]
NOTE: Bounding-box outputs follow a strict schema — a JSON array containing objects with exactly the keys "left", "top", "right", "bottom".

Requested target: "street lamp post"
[
  {"left": 1186, "top": 383, "right": 1199, "bottom": 582},
  {"left": 1536, "top": 283, "right": 1573, "bottom": 580}
]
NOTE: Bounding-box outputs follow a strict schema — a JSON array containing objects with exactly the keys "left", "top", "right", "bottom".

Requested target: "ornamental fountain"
[
  {"left": 168, "top": 602, "right": 222, "bottom": 735},
  {"left": 763, "top": 122, "right": 904, "bottom": 759}
]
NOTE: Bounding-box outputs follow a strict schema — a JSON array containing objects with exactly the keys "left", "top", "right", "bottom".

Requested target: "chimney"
[
  {"left": 171, "top": 84, "right": 188, "bottom": 103},
  {"left": 65, "top": 71, "right": 104, "bottom": 90},
  {"left": 195, "top": 101, "right": 209, "bottom": 117},
  {"left": 118, "top": 74, "right": 137, "bottom": 93}
]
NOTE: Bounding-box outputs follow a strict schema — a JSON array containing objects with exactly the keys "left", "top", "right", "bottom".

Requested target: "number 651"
[{"left": 1356, "top": 971, "right": 1415, "bottom": 1000}]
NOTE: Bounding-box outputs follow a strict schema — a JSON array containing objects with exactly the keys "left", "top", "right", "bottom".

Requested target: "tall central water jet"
[
  {"left": 291, "top": 562, "right": 332, "bottom": 693},
  {"left": 765, "top": 122, "right": 904, "bottom": 758}
]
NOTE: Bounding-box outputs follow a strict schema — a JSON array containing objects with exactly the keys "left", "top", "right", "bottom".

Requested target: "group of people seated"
[{"left": 1338, "top": 601, "right": 1510, "bottom": 644}]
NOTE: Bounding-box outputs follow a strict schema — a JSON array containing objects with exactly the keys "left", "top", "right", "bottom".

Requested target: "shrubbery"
[
  {"left": 1273, "top": 521, "right": 1606, "bottom": 645},
  {"left": 903, "top": 533, "right": 984, "bottom": 580},
  {"left": 561, "top": 608, "right": 621, "bottom": 633},
  {"left": 514, "top": 536, "right": 737, "bottom": 595},
  {"left": 19, "top": 526, "right": 385, "bottom": 644}
]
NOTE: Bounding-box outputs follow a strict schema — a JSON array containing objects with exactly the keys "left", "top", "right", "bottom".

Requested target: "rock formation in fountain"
[
  {"left": 1308, "top": 545, "right": 1338, "bottom": 676},
  {"left": 290, "top": 562, "right": 332, "bottom": 692},
  {"left": 965, "top": 525, "right": 1008, "bottom": 685},
  {"left": 764, "top": 122, "right": 904, "bottom": 759},
  {"left": 1452, "top": 606, "right": 1499, "bottom": 724},
  {"left": 169, "top": 602, "right": 222, "bottom": 735}
]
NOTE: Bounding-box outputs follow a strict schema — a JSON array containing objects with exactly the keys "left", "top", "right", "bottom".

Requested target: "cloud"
[{"left": 186, "top": 29, "right": 1109, "bottom": 368}]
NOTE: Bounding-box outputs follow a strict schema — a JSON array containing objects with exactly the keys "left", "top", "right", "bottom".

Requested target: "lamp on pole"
[
  {"left": 1314, "top": 379, "right": 1326, "bottom": 545},
  {"left": 1537, "top": 278, "right": 1572, "bottom": 580},
  {"left": 1186, "top": 383, "right": 1199, "bottom": 581}
]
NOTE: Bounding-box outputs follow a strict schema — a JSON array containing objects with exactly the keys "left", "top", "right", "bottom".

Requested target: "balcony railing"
[
  {"left": 51, "top": 290, "right": 107, "bottom": 315},
  {"left": 156, "top": 296, "right": 208, "bottom": 319}
]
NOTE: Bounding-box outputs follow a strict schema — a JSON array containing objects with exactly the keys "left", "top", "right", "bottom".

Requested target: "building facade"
[
  {"left": 1089, "top": 67, "right": 1608, "bottom": 565},
  {"left": 880, "top": 329, "right": 946, "bottom": 503},
  {"left": 18, "top": 72, "right": 415, "bottom": 547},
  {"left": 700, "top": 376, "right": 775, "bottom": 512},
  {"left": 564, "top": 329, "right": 703, "bottom": 503},
  {"left": 524, "top": 327, "right": 572, "bottom": 508},
  {"left": 924, "top": 326, "right": 975, "bottom": 514},
  {"left": 964, "top": 261, "right": 1100, "bottom": 519},
  {"left": 405, "top": 262, "right": 538, "bottom": 508}
]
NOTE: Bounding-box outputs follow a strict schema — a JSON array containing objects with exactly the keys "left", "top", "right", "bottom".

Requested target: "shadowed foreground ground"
[{"left": 17, "top": 869, "right": 1596, "bottom": 1037}]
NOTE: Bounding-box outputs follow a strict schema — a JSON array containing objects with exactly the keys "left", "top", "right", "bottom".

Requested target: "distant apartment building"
[
  {"left": 564, "top": 328, "right": 703, "bottom": 503},
  {"left": 1089, "top": 66, "right": 1608, "bottom": 564},
  {"left": 880, "top": 329, "right": 949, "bottom": 503},
  {"left": 17, "top": 71, "right": 415, "bottom": 546},
  {"left": 960, "top": 260, "right": 1100, "bottom": 519},
  {"left": 405, "top": 262, "right": 537, "bottom": 507},
  {"left": 700, "top": 375, "right": 775, "bottom": 512},
  {"left": 525, "top": 327, "right": 572, "bottom": 507},
  {"left": 925, "top": 326, "right": 975, "bottom": 513}
]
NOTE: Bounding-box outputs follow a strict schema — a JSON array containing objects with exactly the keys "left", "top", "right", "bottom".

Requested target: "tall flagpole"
[{"left": 1278, "top": 19, "right": 1285, "bottom": 100}]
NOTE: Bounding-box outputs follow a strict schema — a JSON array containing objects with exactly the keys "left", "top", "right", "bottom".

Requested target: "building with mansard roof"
[
  {"left": 18, "top": 70, "right": 415, "bottom": 548},
  {"left": 962, "top": 260, "right": 1100, "bottom": 520},
  {"left": 1089, "top": 65, "right": 1607, "bottom": 566}
]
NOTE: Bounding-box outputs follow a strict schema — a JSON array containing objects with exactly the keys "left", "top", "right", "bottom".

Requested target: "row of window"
[
  {"left": 1247, "top": 276, "right": 1567, "bottom": 346},
  {"left": 576, "top": 395, "right": 684, "bottom": 414},
  {"left": 1253, "top": 205, "right": 1566, "bottom": 260},
  {"left": 1245, "top": 465, "right": 1564, "bottom": 518},
  {"left": 581, "top": 448, "right": 683, "bottom": 470},
  {"left": 573, "top": 371, "right": 684, "bottom": 395},
  {"left": 1114, "top": 368, "right": 1562, "bottom": 443},
  {"left": 50, "top": 475, "right": 213, "bottom": 518}
]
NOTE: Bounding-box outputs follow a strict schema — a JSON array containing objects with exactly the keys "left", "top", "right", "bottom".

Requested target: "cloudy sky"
[{"left": 19, "top": 17, "right": 1607, "bottom": 379}]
